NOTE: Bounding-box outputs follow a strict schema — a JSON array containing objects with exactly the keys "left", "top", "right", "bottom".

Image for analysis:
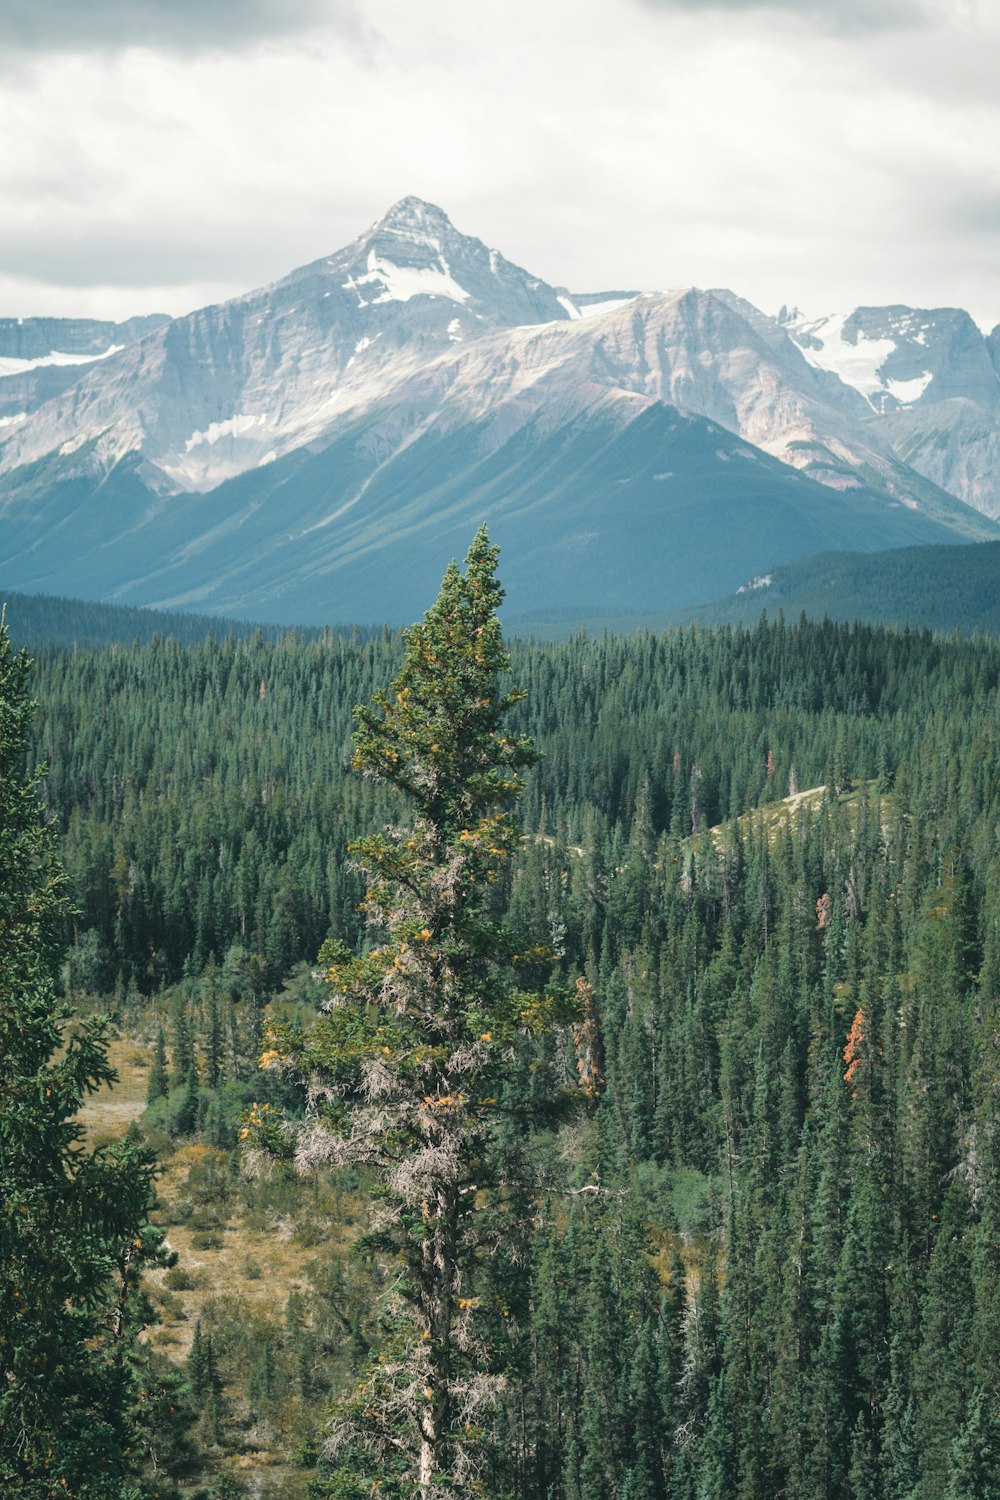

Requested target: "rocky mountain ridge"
[
  {"left": 0, "top": 313, "right": 170, "bottom": 439},
  {"left": 782, "top": 303, "right": 1000, "bottom": 517},
  {"left": 0, "top": 198, "right": 997, "bottom": 623}
]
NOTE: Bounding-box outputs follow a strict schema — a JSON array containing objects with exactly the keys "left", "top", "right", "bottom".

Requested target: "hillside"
[
  {"left": 508, "top": 537, "right": 1000, "bottom": 639},
  {"left": 0, "top": 588, "right": 332, "bottom": 650},
  {"left": 675, "top": 537, "right": 1000, "bottom": 633}
]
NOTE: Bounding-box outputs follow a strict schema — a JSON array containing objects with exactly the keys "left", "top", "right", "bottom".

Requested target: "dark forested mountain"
[
  {"left": 0, "top": 587, "right": 353, "bottom": 651},
  {"left": 676, "top": 537, "right": 1000, "bottom": 634},
  {"left": 0, "top": 199, "right": 995, "bottom": 625},
  {"left": 508, "top": 536, "right": 1000, "bottom": 639},
  {"left": 19, "top": 610, "right": 1000, "bottom": 1497}
]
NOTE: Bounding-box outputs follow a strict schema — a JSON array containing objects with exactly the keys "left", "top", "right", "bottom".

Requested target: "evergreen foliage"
[
  {"left": 0, "top": 609, "right": 183, "bottom": 1498},
  {"left": 6, "top": 590, "right": 1000, "bottom": 1498},
  {"left": 253, "top": 531, "right": 577, "bottom": 1497}
]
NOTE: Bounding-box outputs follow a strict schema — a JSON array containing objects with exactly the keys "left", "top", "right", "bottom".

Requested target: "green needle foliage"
[
  {"left": 0, "top": 608, "right": 179, "bottom": 1500},
  {"left": 254, "top": 530, "right": 578, "bottom": 1498},
  {"left": 16, "top": 587, "right": 1000, "bottom": 1498}
]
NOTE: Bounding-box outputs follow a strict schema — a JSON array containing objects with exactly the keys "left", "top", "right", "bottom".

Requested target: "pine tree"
[
  {"left": 253, "top": 531, "right": 577, "bottom": 1498},
  {"left": 945, "top": 1386, "right": 1000, "bottom": 1500},
  {"left": 0, "top": 609, "right": 172, "bottom": 1498},
  {"left": 249, "top": 1339, "right": 277, "bottom": 1419},
  {"left": 169, "top": 996, "right": 197, "bottom": 1088},
  {"left": 147, "top": 1025, "right": 169, "bottom": 1103},
  {"left": 205, "top": 987, "right": 224, "bottom": 1088},
  {"left": 188, "top": 1319, "right": 208, "bottom": 1399}
]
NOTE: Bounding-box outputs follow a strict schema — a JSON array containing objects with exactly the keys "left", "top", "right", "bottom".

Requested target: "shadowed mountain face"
[{"left": 0, "top": 199, "right": 996, "bottom": 625}]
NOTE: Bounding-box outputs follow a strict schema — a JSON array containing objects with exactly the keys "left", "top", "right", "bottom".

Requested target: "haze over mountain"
[{"left": 0, "top": 198, "right": 996, "bottom": 625}]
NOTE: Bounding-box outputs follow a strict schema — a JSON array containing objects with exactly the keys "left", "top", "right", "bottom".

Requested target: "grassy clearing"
[
  {"left": 144, "top": 1142, "right": 362, "bottom": 1358},
  {"left": 76, "top": 1022, "right": 366, "bottom": 1498},
  {"left": 76, "top": 1035, "right": 150, "bottom": 1145},
  {"left": 685, "top": 779, "right": 887, "bottom": 855}
]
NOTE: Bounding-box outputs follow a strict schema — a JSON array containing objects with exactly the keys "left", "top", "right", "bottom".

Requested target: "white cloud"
[{"left": 0, "top": 0, "right": 998, "bottom": 329}]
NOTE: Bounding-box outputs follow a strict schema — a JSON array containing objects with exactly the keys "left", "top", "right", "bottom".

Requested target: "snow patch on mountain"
[
  {"left": 576, "top": 296, "right": 638, "bottom": 319},
  {"left": 886, "top": 373, "right": 933, "bottom": 405},
  {"left": 184, "top": 413, "right": 268, "bottom": 451},
  {"left": 0, "top": 344, "right": 123, "bottom": 378},
  {"left": 789, "top": 313, "right": 896, "bottom": 406},
  {"left": 342, "top": 248, "right": 470, "bottom": 308}
]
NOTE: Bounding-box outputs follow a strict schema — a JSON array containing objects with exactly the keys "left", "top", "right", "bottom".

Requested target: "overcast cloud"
[
  {"left": 2, "top": 0, "right": 998, "bottom": 329},
  {"left": 634, "top": 0, "right": 927, "bottom": 35},
  {"left": 0, "top": 0, "right": 364, "bottom": 55}
]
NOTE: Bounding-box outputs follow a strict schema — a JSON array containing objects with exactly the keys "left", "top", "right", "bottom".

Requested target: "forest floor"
[{"left": 77, "top": 1029, "right": 358, "bottom": 1499}]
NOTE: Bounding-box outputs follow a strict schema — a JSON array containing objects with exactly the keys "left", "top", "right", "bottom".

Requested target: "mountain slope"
[
  {"left": 667, "top": 539, "right": 1000, "bottom": 635},
  {"left": 0, "top": 197, "right": 580, "bottom": 490},
  {"left": 0, "top": 403, "right": 982, "bottom": 626},
  {"left": 0, "top": 314, "right": 170, "bottom": 435}
]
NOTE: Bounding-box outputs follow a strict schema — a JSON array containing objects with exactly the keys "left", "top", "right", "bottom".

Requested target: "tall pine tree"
[{"left": 254, "top": 531, "right": 577, "bottom": 1498}]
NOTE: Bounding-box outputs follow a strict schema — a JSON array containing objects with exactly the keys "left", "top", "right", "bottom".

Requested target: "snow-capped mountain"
[
  {"left": 0, "top": 199, "right": 996, "bottom": 624},
  {"left": 783, "top": 305, "right": 1000, "bottom": 518},
  {"left": 0, "top": 315, "right": 170, "bottom": 435},
  {"left": 0, "top": 198, "right": 642, "bottom": 493}
]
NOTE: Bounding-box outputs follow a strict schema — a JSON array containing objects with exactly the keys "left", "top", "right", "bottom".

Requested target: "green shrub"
[{"left": 164, "top": 1265, "right": 198, "bottom": 1291}]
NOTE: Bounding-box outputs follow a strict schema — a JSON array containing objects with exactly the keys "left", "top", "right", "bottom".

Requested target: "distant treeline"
[{"left": 0, "top": 586, "right": 376, "bottom": 651}]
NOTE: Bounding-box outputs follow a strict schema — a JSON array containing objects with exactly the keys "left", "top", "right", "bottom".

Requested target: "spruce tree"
[
  {"left": 147, "top": 1025, "right": 169, "bottom": 1103},
  {"left": 188, "top": 1320, "right": 208, "bottom": 1400},
  {"left": 946, "top": 1386, "right": 1000, "bottom": 1500},
  {"left": 0, "top": 609, "right": 170, "bottom": 1498},
  {"left": 254, "top": 531, "right": 575, "bottom": 1498}
]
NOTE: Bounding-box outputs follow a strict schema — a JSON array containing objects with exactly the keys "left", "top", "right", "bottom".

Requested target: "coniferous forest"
[{"left": 4, "top": 560, "right": 1000, "bottom": 1498}]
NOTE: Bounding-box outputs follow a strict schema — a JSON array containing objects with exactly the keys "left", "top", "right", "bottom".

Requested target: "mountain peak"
[
  {"left": 372, "top": 196, "right": 455, "bottom": 238},
  {"left": 331, "top": 197, "right": 572, "bottom": 330}
]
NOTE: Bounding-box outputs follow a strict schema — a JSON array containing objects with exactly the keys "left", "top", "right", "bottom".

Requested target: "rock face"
[
  {"left": 0, "top": 315, "right": 169, "bottom": 362},
  {"left": 0, "top": 199, "right": 996, "bottom": 624},
  {"left": 0, "top": 198, "right": 584, "bottom": 491},
  {"left": 0, "top": 315, "right": 171, "bottom": 434},
  {"left": 784, "top": 305, "right": 1000, "bottom": 518}
]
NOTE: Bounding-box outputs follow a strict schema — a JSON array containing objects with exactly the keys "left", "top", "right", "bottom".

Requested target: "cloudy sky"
[{"left": 2, "top": 0, "right": 999, "bottom": 328}]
